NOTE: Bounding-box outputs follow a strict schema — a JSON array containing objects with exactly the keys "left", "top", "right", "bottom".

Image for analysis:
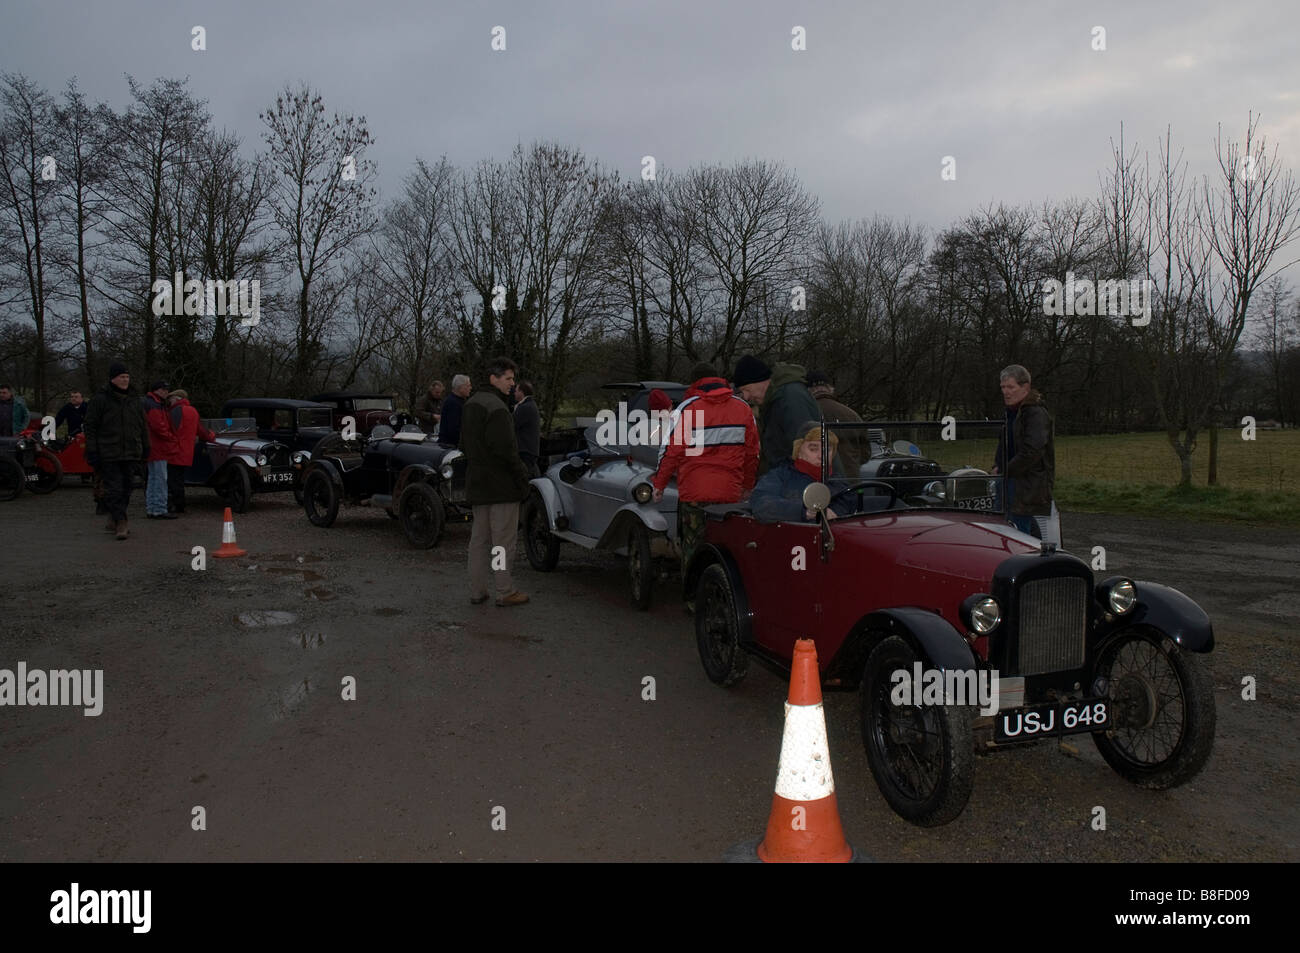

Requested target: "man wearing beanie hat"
[
  {"left": 733, "top": 354, "right": 822, "bottom": 475},
  {"left": 84, "top": 361, "right": 150, "bottom": 539},
  {"left": 142, "top": 380, "right": 177, "bottom": 519}
]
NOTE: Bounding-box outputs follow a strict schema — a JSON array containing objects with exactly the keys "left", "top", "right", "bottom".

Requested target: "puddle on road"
[
  {"left": 304, "top": 587, "right": 336, "bottom": 601},
  {"left": 263, "top": 566, "right": 325, "bottom": 582},
  {"left": 271, "top": 677, "right": 311, "bottom": 721},
  {"left": 293, "top": 632, "right": 327, "bottom": 649},
  {"left": 235, "top": 610, "right": 298, "bottom": 627},
  {"left": 259, "top": 553, "right": 326, "bottom": 564}
]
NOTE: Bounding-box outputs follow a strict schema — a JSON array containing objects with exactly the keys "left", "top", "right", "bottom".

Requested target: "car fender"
[
  {"left": 683, "top": 543, "right": 755, "bottom": 648},
  {"left": 825, "top": 607, "right": 977, "bottom": 688},
  {"left": 529, "top": 478, "right": 563, "bottom": 528},
  {"left": 595, "top": 503, "right": 667, "bottom": 549},
  {"left": 1095, "top": 581, "right": 1214, "bottom": 653},
  {"left": 394, "top": 463, "right": 438, "bottom": 499},
  {"left": 304, "top": 458, "right": 345, "bottom": 491}
]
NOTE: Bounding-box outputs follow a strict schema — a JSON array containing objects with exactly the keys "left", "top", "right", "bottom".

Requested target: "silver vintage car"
[{"left": 522, "top": 381, "right": 686, "bottom": 609}]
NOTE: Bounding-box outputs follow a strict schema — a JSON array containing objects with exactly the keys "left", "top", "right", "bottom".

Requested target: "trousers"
[{"left": 469, "top": 501, "right": 521, "bottom": 596}]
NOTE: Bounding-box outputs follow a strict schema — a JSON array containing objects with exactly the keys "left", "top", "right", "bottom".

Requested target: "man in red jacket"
[
  {"left": 165, "top": 389, "right": 214, "bottom": 515},
  {"left": 142, "top": 380, "right": 177, "bottom": 519},
  {"left": 651, "top": 362, "right": 760, "bottom": 574}
]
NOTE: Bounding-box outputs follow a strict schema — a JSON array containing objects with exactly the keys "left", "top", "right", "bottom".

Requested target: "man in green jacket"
[
  {"left": 461, "top": 356, "right": 531, "bottom": 607},
  {"left": 733, "top": 355, "right": 823, "bottom": 474},
  {"left": 83, "top": 361, "right": 150, "bottom": 540}
]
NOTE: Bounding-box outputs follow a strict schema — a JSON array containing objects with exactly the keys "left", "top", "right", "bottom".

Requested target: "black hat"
[
  {"left": 732, "top": 355, "right": 772, "bottom": 388},
  {"left": 689, "top": 361, "right": 719, "bottom": 383},
  {"left": 108, "top": 361, "right": 128, "bottom": 380},
  {"left": 806, "top": 369, "right": 831, "bottom": 388},
  {"left": 149, "top": 379, "right": 170, "bottom": 392}
]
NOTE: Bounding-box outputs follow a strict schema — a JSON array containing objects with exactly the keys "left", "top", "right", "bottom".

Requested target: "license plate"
[
  {"left": 25, "top": 472, "right": 38, "bottom": 481},
  {"left": 264, "top": 472, "right": 294, "bottom": 483},
  {"left": 995, "top": 699, "right": 1108, "bottom": 743},
  {"left": 954, "top": 495, "right": 997, "bottom": 511}
]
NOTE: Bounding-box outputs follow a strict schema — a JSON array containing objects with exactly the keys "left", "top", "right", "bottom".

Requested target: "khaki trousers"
[{"left": 469, "top": 501, "right": 521, "bottom": 596}]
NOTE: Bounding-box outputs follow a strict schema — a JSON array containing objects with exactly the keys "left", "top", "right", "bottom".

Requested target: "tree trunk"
[{"left": 1207, "top": 422, "right": 1218, "bottom": 486}]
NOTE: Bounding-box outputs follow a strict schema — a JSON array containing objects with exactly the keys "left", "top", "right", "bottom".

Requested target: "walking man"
[
  {"left": 462, "top": 358, "right": 531, "bottom": 607},
  {"left": 83, "top": 362, "right": 150, "bottom": 540}
]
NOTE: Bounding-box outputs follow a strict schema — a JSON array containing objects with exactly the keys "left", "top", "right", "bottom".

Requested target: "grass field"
[{"left": 1055, "top": 429, "right": 1300, "bottom": 526}]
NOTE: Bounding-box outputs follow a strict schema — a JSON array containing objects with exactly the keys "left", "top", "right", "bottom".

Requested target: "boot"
[{"left": 115, "top": 519, "right": 129, "bottom": 540}]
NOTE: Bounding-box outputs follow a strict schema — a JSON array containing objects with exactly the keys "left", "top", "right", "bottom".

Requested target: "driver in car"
[{"left": 750, "top": 422, "right": 844, "bottom": 523}]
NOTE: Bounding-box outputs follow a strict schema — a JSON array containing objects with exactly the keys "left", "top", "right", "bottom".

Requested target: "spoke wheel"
[
  {"left": 1090, "top": 627, "right": 1215, "bottom": 789},
  {"left": 861, "top": 636, "right": 974, "bottom": 826},
  {"left": 627, "top": 521, "right": 654, "bottom": 610},
  {"left": 694, "top": 563, "right": 748, "bottom": 686},
  {"left": 522, "top": 492, "right": 560, "bottom": 571},
  {"left": 26, "top": 449, "right": 63, "bottom": 494},
  {"left": 398, "top": 481, "right": 445, "bottom": 548},
  {"left": 302, "top": 468, "right": 339, "bottom": 527}
]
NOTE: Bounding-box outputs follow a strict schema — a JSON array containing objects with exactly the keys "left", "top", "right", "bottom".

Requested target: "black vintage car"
[
  {"left": 185, "top": 417, "right": 297, "bottom": 512},
  {"left": 308, "top": 392, "right": 400, "bottom": 437},
  {"left": 300, "top": 424, "right": 469, "bottom": 547},
  {"left": 221, "top": 398, "right": 335, "bottom": 501}
]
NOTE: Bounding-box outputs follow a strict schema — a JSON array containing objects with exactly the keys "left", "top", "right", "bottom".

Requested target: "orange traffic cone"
[
  {"left": 213, "top": 506, "right": 248, "bottom": 558},
  {"left": 727, "top": 638, "right": 861, "bottom": 862}
]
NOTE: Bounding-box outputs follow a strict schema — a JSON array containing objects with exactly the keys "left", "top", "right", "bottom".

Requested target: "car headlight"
[
  {"left": 291, "top": 451, "right": 306, "bottom": 466},
  {"left": 961, "top": 594, "right": 1001, "bottom": 634},
  {"left": 389, "top": 413, "right": 400, "bottom": 427},
  {"left": 1104, "top": 578, "right": 1137, "bottom": 615},
  {"left": 256, "top": 453, "right": 268, "bottom": 467},
  {"left": 633, "top": 482, "right": 653, "bottom": 504},
  {"left": 441, "top": 463, "right": 454, "bottom": 479},
  {"left": 15, "top": 438, "right": 29, "bottom": 450},
  {"left": 923, "top": 480, "right": 946, "bottom": 500}
]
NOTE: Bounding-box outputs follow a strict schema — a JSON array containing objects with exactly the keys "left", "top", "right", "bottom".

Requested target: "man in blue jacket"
[{"left": 751, "top": 422, "right": 845, "bottom": 523}]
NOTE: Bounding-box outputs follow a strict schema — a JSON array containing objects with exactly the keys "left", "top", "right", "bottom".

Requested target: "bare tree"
[
  {"left": 261, "top": 83, "right": 377, "bottom": 394},
  {"left": 1249, "top": 275, "right": 1295, "bottom": 423},
  {"left": 1200, "top": 114, "right": 1300, "bottom": 482},
  {"left": 0, "top": 73, "right": 59, "bottom": 404}
]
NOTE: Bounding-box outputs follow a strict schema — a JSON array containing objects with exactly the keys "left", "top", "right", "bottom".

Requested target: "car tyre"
[
  {"left": 398, "top": 481, "right": 444, "bottom": 548},
  {"left": 1089, "top": 626, "right": 1215, "bottom": 789},
  {"left": 695, "top": 563, "right": 748, "bottom": 686},
  {"left": 861, "top": 635, "right": 974, "bottom": 826},
  {"left": 27, "top": 448, "right": 63, "bottom": 494},
  {"left": 223, "top": 463, "right": 253, "bottom": 513},
  {"left": 627, "top": 521, "right": 654, "bottom": 610},
  {"left": 0, "top": 456, "right": 24, "bottom": 501},
  {"left": 302, "top": 468, "right": 339, "bottom": 528},
  {"left": 522, "top": 491, "right": 561, "bottom": 571}
]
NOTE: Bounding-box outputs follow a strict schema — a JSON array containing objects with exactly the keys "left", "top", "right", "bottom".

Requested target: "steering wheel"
[{"left": 828, "top": 479, "right": 898, "bottom": 514}]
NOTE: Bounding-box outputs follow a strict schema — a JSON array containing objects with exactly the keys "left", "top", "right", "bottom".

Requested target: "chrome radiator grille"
[{"left": 1014, "top": 577, "right": 1088, "bottom": 675}]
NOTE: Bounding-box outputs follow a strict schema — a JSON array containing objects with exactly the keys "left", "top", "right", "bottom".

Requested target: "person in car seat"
[{"left": 750, "top": 422, "right": 843, "bottom": 523}]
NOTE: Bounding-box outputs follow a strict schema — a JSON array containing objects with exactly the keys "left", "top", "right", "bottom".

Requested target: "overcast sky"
[{"left": 3, "top": 0, "right": 1297, "bottom": 234}]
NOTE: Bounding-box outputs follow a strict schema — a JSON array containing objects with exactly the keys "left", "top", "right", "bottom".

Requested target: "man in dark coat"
[
  {"left": 992, "top": 363, "right": 1059, "bottom": 544},
  {"left": 83, "top": 362, "right": 150, "bottom": 540},
  {"left": 513, "top": 380, "right": 541, "bottom": 478},
  {"left": 55, "top": 390, "right": 89, "bottom": 436},
  {"left": 439, "top": 375, "right": 471, "bottom": 447},
  {"left": 733, "top": 355, "right": 822, "bottom": 475},
  {"left": 462, "top": 358, "right": 531, "bottom": 607}
]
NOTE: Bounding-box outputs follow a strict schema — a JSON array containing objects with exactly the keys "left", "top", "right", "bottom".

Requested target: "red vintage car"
[
  {"left": 685, "top": 420, "right": 1215, "bottom": 826},
  {"left": 14, "top": 417, "right": 75, "bottom": 493}
]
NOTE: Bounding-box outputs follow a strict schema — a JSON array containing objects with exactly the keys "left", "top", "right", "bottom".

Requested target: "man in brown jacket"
[{"left": 461, "top": 357, "right": 531, "bottom": 607}]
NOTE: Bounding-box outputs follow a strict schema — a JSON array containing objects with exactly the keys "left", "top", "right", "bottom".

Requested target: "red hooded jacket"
[
  {"left": 652, "top": 378, "right": 759, "bottom": 502},
  {"left": 166, "top": 398, "right": 215, "bottom": 467}
]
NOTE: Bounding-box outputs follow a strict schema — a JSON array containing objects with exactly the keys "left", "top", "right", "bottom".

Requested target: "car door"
[{"left": 733, "top": 517, "right": 827, "bottom": 662}]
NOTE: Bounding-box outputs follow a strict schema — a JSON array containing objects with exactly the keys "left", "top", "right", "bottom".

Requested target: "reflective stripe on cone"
[{"left": 213, "top": 506, "right": 247, "bottom": 558}]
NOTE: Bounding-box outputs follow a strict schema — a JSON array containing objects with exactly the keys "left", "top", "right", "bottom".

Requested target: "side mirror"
[{"left": 802, "top": 482, "right": 831, "bottom": 513}]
